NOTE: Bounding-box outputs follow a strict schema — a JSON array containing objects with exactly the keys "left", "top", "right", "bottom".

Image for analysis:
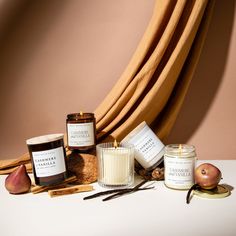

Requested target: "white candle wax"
[{"left": 102, "top": 147, "right": 130, "bottom": 185}]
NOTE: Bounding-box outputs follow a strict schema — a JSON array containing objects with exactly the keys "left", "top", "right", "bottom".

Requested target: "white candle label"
[
  {"left": 32, "top": 147, "right": 66, "bottom": 177},
  {"left": 127, "top": 125, "right": 164, "bottom": 168},
  {"left": 67, "top": 122, "right": 94, "bottom": 147},
  {"left": 164, "top": 156, "right": 195, "bottom": 188}
]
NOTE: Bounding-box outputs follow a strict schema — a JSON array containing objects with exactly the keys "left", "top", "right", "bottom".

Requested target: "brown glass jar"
[
  {"left": 66, "top": 112, "right": 96, "bottom": 152},
  {"left": 26, "top": 134, "right": 68, "bottom": 186}
]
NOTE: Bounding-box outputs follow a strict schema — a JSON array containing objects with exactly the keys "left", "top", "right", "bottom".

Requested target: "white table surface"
[{"left": 1, "top": 160, "right": 235, "bottom": 236}]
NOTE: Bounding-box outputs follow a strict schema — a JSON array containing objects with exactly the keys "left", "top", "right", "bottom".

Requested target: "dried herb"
[{"left": 135, "top": 161, "right": 164, "bottom": 181}]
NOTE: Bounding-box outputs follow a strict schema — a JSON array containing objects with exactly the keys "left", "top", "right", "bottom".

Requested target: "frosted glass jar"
[
  {"left": 121, "top": 121, "right": 164, "bottom": 170},
  {"left": 164, "top": 144, "right": 196, "bottom": 190}
]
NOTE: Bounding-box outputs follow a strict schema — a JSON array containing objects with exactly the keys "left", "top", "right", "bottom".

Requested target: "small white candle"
[{"left": 97, "top": 142, "right": 134, "bottom": 188}]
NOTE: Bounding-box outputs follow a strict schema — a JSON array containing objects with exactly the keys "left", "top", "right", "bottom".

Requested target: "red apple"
[{"left": 195, "top": 163, "right": 222, "bottom": 189}]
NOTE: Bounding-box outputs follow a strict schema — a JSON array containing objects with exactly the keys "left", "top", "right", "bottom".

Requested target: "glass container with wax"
[
  {"left": 97, "top": 141, "right": 134, "bottom": 188},
  {"left": 66, "top": 112, "right": 96, "bottom": 152},
  {"left": 164, "top": 144, "right": 196, "bottom": 190}
]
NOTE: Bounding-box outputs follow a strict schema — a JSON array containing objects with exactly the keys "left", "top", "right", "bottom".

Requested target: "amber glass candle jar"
[
  {"left": 66, "top": 112, "right": 96, "bottom": 152},
  {"left": 26, "top": 134, "right": 68, "bottom": 186}
]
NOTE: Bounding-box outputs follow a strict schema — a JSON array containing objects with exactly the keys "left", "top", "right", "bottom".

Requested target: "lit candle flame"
[
  {"left": 113, "top": 139, "right": 118, "bottom": 148},
  {"left": 79, "top": 111, "right": 83, "bottom": 116}
]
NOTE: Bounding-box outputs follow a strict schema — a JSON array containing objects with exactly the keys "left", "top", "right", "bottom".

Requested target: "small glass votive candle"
[
  {"left": 164, "top": 144, "right": 196, "bottom": 190},
  {"left": 97, "top": 142, "right": 134, "bottom": 188}
]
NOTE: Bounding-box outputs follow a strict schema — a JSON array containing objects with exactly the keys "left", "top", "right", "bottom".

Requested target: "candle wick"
[{"left": 114, "top": 139, "right": 118, "bottom": 148}]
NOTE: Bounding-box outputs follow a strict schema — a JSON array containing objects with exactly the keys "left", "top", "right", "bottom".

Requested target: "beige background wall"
[{"left": 0, "top": 0, "right": 235, "bottom": 160}]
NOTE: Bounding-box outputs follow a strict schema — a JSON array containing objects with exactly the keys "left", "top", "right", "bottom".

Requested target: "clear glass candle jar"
[
  {"left": 26, "top": 134, "right": 68, "bottom": 186},
  {"left": 164, "top": 144, "right": 196, "bottom": 190},
  {"left": 66, "top": 112, "right": 96, "bottom": 152},
  {"left": 97, "top": 142, "right": 134, "bottom": 188}
]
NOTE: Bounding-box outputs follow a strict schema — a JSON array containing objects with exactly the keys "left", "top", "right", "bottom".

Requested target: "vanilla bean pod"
[
  {"left": 186, "top": 184, "right": 199, "bottom": 204},
  {"left": 84, "top": 186, "right": 154, "bottom": 200},
  {"left": 84, "top": 188, "right": 129, "bottom": 200},
  {"left": 102, "top": 186, "right": 154, "bottom": 201},
  {"left": 84, "top": 180, "right": 151, "bottom": 201},
  {"left": 102, "top": 179, "right": 148, "bottom": 201}
]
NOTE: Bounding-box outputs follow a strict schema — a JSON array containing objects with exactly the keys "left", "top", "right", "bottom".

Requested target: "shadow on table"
[{"left": 222, "top": 183, "right": 234, "bottom": 195}]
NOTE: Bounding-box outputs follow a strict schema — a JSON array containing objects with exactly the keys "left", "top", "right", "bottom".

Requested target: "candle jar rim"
[
  {"left": 96, "top": 142, "right": 134, "bottom": 149},
  {"left": 26, "top": 133, "right": 64, "bottom": 145},
  {"left": 67, "top": 112, "right": 94, "bottom": 120},
  {"left": 165, "top": 144, "right": 196, "bottom": 155}
]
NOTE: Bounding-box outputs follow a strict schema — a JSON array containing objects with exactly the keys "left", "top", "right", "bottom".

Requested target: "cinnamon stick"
[
  {"left": 31, "top": 176, "right": 77, "bottom": 194},
  {"left": 0, "top": 162, "right": 32, "bottom": 175},
  {"left": 48, "top": 184, "right": 93, "bottom": 197},
  {"left": 0, "top": 152, "right": 31, "bottom": 170}
]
